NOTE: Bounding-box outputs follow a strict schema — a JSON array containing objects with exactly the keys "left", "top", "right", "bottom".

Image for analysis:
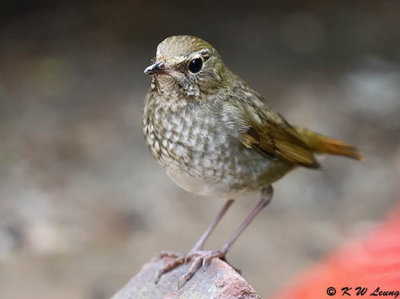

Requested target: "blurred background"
[{"left": 0, "top": 0, "right": 399, "bottom": 298}]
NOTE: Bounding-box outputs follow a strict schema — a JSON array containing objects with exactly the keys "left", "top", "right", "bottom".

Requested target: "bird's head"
[{"left": 144, "top": 35, "right": 227, "bottom": 98}]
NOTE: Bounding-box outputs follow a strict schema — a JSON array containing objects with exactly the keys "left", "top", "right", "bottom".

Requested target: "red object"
[{"left": 274, "top": 205, "right": 400, "bottom": 299}]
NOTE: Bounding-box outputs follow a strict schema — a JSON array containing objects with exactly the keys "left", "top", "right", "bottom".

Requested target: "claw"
[
  {"left": 154, "top": 253, "right": 186, "bottom": 284},
  {"left": 203, "top": 256, "right": 211, "bottom": 266},
  {"left": 202, "top": 258, "right": 207, "bottom": 267},
  {"left": 177, "top": 275, "right": 188, "bottom": 289},
  {"left": 178, "top": 256, "right": 202, "bottom": 288},
  {"left": 155, "top": 249, "right": 228, "bottom": 287},
  {"left": 154, "top": 272, "right": 161, "bottom": 284}
]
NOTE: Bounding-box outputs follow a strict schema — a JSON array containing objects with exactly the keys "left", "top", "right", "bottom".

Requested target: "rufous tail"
[{"left": 294, "top": 127, "right": 362, "bottom": 160}]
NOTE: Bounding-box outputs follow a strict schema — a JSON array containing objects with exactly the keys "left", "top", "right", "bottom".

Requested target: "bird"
[{"left": 142, "top": 35, "right": 361, "bottom": 287}]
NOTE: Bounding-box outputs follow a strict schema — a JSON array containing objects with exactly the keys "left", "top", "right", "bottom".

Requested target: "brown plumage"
[
  {"left": 293, "top": 126, "right": 362, "bottom": 160},
  {"left": 142, "top": 35, "right": 362, "bottom": 286}
]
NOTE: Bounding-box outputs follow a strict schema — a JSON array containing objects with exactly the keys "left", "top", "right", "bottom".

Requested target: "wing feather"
[{"left": 237, "top": 103, "right": 320, "bottom": 168}]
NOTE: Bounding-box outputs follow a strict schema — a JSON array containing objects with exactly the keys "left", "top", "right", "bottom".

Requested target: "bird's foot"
[
  {"left": 155, "top": 249, "right": 226, "bottom": 288},
  {"left": 155, "top": 251, "right": 186, "bottom": 284},
  {"left": 177, "top": 250, "right": 226, "bottom": 288}
]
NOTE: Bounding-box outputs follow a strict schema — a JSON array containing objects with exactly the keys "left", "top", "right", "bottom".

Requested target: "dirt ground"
[{"left": 0, "top": 1, "right": 399, "bottom": 298}]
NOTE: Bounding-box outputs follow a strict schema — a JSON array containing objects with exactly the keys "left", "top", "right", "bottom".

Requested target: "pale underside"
[{"left": 143, "top": 82, "right": 294, "bottom": 200}]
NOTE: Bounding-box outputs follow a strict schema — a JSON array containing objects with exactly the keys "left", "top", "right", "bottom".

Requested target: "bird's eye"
[{"left": 188, "top": 58, "right": 203, "bottom": 73}]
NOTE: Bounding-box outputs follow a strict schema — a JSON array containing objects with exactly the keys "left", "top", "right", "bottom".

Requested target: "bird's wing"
[{"left": 233, "top": 101, "right": 320, "bottom": 168}]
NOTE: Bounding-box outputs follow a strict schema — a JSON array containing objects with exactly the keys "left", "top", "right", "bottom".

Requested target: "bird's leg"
[
  {"left": 177, "top": 186, "right": 273, "bottom": 287},
  {"left": 155, "top": 199, "right": 234, "bottom": 283},
  {"left": 217, "top": 185, "right": 273, "bottom": 256},
  {"left": 189, "top": 199, "right": 235, "bottom": 252}
]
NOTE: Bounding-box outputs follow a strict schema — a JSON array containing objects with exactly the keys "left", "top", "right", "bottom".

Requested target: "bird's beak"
[{"left": 144, "top": 61, "right": 167, "bottom": 75}]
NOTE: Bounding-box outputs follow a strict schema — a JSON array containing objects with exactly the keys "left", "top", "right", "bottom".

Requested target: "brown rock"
[{"left": 112, "top": 256, "right": 260, "bottom": 299}]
